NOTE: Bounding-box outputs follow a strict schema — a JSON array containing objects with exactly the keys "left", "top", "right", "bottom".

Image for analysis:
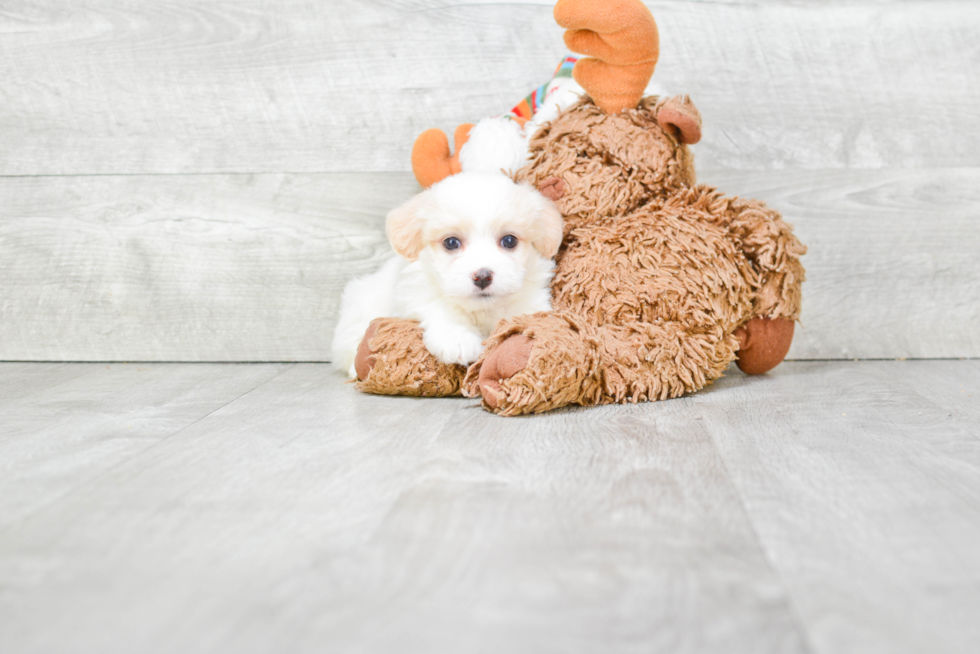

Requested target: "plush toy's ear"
[
  {"left": 530, "top": 194, "right": 565, "bottom": 259},
  {"left": 386, "top": 192, "right": 431, "bottom": 261},
  {"left": 411, "top": 124, "right": 474, "bottom": 189},
  {"left": 555, "top": 0, "right": 659, "bottom": 114},
  {"left": 657, "top": 95, "right": 702, "bottom": 145}
]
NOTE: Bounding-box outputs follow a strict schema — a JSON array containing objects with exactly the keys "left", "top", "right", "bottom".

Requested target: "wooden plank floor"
[{"left": 1, "top": 361, "right": 978, "bottom": 653}]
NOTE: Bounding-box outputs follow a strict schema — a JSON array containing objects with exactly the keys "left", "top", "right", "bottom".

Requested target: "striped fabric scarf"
[{"left": 509, "top": 56, "right": 578, "bottom": 122}]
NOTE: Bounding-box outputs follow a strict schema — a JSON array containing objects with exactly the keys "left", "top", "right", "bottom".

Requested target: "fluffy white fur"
[
  {"left": 458, "top": 76, "right": 670, "bottom": 175},
  {"left": 332, "top": 172, "right": 563, "bottom": 378},
  {"left": 457, "top": 118, "right": 528, "bottom": 176}
]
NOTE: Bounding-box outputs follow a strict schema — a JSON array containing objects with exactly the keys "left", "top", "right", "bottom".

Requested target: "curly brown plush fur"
[
  {"left": 352, "top": 0, "right": 805, "bottom": 415},
  {"left": 461, "top": 171, "right": 805, "bottom": 415},
  {"left": 521, "top": 97, "right": 696, "bottom": 236},
  {"left": 355, "top": 95, "right": 806, "bottom": 415},
  {"left": 355, "top": 318, "right": 466, "bottom": 397}
]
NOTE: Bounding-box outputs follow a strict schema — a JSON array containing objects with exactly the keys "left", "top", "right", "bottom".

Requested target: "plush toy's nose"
[{"left": 473, "top": 269, "right": 493, "bottom": 290}]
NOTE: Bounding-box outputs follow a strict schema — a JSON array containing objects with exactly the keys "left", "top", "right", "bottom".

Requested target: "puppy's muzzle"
[{"left": 472, "top": 268, "right": 493, "bottom": 290}]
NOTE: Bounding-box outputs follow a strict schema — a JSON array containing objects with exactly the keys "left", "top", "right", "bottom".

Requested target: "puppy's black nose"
[{"left": 472, "top": 268, "right": 493, "bottom": 290}]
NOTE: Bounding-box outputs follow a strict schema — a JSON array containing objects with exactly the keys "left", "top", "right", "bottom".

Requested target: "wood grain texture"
[
  {"left": 1, "top": 361, "right": 979, "bottom": 652},
  {"left": 886, "top": 359, "right": 980, "bottom": 428},
  {"left": 0, "top": 173, "right": 416, "bottom": 361},
  {"left": 2, "top": 168, "right": 978, "bottom": 361},
  {"left": 0, "top": 362, "right": 291, "bottom": 527},
  {"left": 1, "top": 0, "right": 978, "bottom": 175},
  {"left": 0, "top": 362, "right": 806, "bottom": 654},
  {"left": 707, "top": 167, "right": 980, "bottom": 360},
  {"left": 695, "top": 360, "right": 980, "bottom": 654}
]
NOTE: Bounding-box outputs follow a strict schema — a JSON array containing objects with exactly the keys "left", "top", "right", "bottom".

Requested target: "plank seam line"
[
  {"left": 0, "top": 363, "right": 297, "bottom": 532},
  {"left": 698, "top": 414, "right": 820, "bottom": 654}
]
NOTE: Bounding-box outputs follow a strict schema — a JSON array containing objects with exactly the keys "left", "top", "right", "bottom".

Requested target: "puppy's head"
[{"left": 386, "top": 171, "right": 563, "bottom": 304}]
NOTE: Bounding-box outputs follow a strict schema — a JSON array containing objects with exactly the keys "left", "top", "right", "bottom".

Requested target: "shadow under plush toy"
[{"left": 354, "top": 0, "right": 806, "bottom": 415}]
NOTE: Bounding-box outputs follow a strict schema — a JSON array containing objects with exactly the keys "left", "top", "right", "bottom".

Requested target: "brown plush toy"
[{"left": 355, "top": 0, "right": 806, "bottom": 415}]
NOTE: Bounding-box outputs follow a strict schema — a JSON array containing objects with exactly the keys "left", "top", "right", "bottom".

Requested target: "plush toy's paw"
[
  {"left": 355, "top": 318, "right": 466, "bottom": 397},
  {"left": 734, "top": 317, "right": 795, "bottom": 375},
  {"left": 423, "top": 324, "right": 485, "bottom": 366},
  {"left": 477, "top": 334, "right": 534, "bottom": 410},
  {"left": 463, "top": 311, "right": 605, "bottom": 415},
  {"left": 354, "top": 320, "right": 381, "bottom": 381}
]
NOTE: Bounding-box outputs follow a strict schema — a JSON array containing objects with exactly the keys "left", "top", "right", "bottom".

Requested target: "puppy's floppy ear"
[
  {"left": 386, "top": 191, "right": 431, "bottom": 261},
  {"left": 529, "top": 194, "right": 564, "bottom": 259}
]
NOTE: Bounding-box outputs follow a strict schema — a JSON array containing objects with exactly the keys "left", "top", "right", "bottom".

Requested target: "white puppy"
[{"left": 331, "top": 171, "right": 563, "bottom": 379}]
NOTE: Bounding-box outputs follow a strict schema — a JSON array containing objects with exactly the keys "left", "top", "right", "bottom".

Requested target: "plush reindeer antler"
[
  {"left": 554, "top": 0, "right": 659, "bottom": 114},
  {"left": 411, "top": 124, "right": 474, "bottom": 188}
]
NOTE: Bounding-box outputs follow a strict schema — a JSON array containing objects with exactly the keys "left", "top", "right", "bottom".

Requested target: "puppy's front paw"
[{"left": 423, "top": 324, "right": 485, "bottom": 366}]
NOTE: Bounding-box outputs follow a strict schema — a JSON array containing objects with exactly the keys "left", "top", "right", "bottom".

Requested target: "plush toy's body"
[{"left": 353, "top": 0, "right": 806, "bottom": 415}]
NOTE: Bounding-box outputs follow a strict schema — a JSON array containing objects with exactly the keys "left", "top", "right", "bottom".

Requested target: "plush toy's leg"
[
  {"left": 355, "top": 318, "right": 466, "bottom": 397},
  {"left": 720, "top": 196, "right": 807, "bottom": 321},
  {"left": 464, "top": 312, "right": 738, "bottom": 415},
  {"left": 714, "top": 195, "right": 806, "bottom": 375},
  {"left": 734, "top": 317, "right": 795, "bottom": 375}
]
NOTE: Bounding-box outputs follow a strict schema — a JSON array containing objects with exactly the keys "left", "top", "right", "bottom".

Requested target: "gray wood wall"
[{"left": 2, "top": 0, "right": 978, "bottom": 361}]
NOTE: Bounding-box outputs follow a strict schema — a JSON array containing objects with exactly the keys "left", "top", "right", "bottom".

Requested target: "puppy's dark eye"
[
  {"left": 443, "top": 237, "right": 461, "bottom": 251},
  {"left": 500, "top": 234, "right": 518, "bottom": 249}
]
